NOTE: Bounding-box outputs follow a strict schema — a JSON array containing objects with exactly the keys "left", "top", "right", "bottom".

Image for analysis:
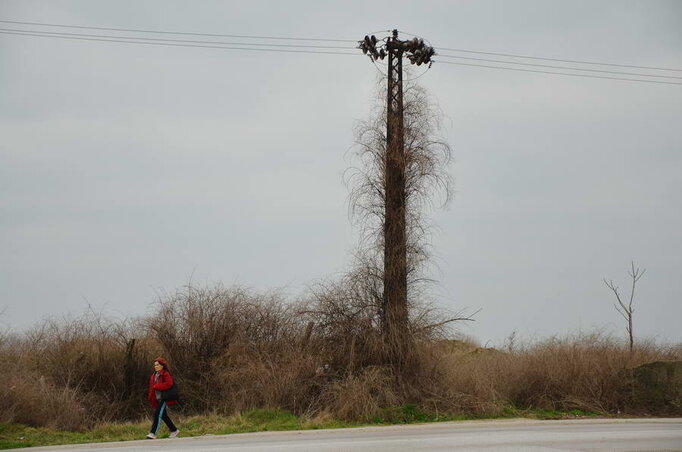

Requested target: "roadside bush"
[
  {"left": 9, "top": 310, "right": 154, "bottom": 424},
  {"left": 303, "top": 266, "right": 385, "bottom": 374},
  {"left": 317, "top": 366, "right": 400, "bottom": 421},
  {"left": 0, "top": 344, "right": 86, "bottom": 430},
  {"left": 148, "top": 284, "right": 318, "bottom": 414},
  {"left": 2, "top": 281, "right": 680, "bottom": 430},
  {"left": 429, "top": 331, "right": 682, "bottom": 415}
]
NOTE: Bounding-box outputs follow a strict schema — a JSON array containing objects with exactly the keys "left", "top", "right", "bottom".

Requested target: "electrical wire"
[
  {"left": 434, "top": 59, "right": 682, "bottom": 86},
  {"left": 4, "top": 18, "right": 681, "bottom": 73},
  {"left": 0, "top": 27, "right": 356, "bottom": 50},
  {"left": 397, "top": 28, "right": 682, "bottom": 82},
  {"left": 0, "top": 19, "right": 357, "bottom": 43},
  {"left": 436, "top": 53, "right": 682, "bottom": 80},
  {"left": 437, "top": 46, "right": 682, "bottom": 73},
  {"left": 3, "top": 19, "right": 681, "bottom": 85},
  {"left": 0, "top": 30, "right": 360, "bottom": 56}
]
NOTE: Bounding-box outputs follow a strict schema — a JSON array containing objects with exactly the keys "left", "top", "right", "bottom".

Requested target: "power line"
[
  {"left": 437, "top": 53, "right": 682, "bottom": 80},
  {"left": 434, "top": 60, "right": 682, "bottom": 86},
  {"left": 3, "top": 18, "right": 681, "bottom": 85},
  {"left": 437, "top": 46, "right": 682, "bottom": 73},
  {"left": 0, "top": 30, "right": 360, "bottom": 56},
  {"left": 4, "top": 18, "right": 681, "bottom": 74},
  {"left": 0, "top": 27, "right": 356, "bottom": 50},
  {"left": 0, "top": 19, "right": 357, "bottom": 43}
]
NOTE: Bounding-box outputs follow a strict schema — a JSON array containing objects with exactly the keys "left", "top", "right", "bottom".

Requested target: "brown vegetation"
[
  {"left": 1, "top": 283, "right": 680, "bottom": 430},
  {"left": 347, "top": 77, "right": 454, "bottom": 368}
]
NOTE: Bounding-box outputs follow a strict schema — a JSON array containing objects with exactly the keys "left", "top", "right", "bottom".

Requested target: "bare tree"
[
  {"left": 346, "top": 76, "right": 454, "bottom": 366},
  {"left": 603, "top": 262, "right": 646, "bottom": 353}
]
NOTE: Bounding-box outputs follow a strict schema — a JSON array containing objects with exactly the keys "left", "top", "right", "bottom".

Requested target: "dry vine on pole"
[{"left": 346, "top": 74, "right": 458, "bottom": 369}]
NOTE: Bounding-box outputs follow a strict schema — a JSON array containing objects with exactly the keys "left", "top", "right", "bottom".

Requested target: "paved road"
[{"left": 24, "top": 419, "right": 682, "bottom": 452}]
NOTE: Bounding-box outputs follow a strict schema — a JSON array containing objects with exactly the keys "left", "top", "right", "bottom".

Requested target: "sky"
[{"left": 1, "top": 0, "right": 681, "bottom": 346}]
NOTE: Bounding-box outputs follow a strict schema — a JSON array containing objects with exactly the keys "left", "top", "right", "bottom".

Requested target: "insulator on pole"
[
  {"left": 410, "top": 37, "right": 419, "bottom": 52},
  {"left": 357, "top": 31, "right": 435, "bottom": 67}
]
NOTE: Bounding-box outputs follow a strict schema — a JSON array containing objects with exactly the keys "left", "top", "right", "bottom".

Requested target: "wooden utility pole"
[{"left": 359, "top": 30, "right": 435, "bottom": 366}]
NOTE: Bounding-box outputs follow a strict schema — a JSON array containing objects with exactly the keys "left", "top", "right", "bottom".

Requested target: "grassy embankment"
[{"left": 0, "top": 407, "right": 601, "bottom": 450}]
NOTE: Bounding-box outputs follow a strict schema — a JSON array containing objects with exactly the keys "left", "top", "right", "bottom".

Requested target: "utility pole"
[{"left": 358, "top": 30, "right": 435, "bottom": 366}]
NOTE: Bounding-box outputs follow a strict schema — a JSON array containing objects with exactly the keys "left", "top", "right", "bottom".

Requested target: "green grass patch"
[
  {"left": 368, "top": 404, "right": 604, "bottom": 425},
  {"left": 0, "top": 407, "right": 607, "bottom": 449},
  {"left": 0, "top": 409, "right": 358, "bottom": 450},
  {"left": 527, "top": 409, "right": 603, "bottom": 420}
]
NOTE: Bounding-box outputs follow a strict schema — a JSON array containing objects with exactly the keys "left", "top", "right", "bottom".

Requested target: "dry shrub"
[
  {"left": 0, "top": 367, "right": 86, "bottom": 430},
  {"left": 3, "top": 278, "right": 679, "bottom": 431},
  {"left": 301, "top": 264, "right": 471, "bottom": 418},
  {"left": 0, "top": 336, "right": 87, "bottom": 430},
  {"left": 14, "top": 310, "right": 154, "bottom": 424},
  {"left": 303, "top": 265, "right": 385, "bottom": 373},
  {"left": 428, "top": 331, "right": 682, "bottom": 414},
  {"left": 149, "top": 284, "right": 319, "bottom": 414},
  {"left": 318, "top": 366, "right": 400, "bottom": 421},
  {"left": 504, "top": 333, "right": 681, "bottom": 412},
  {"left": 412, "top": 340, "right": 507, "bottom": 415},
  {"left": 147, "top": 276, "right": 437, "bottom": 419},
  {"left": 214, "top": 348, "right": 318, "bottom": 414},
  {"left": 506, "top": 334, "right": 633, "bottom": 411}
]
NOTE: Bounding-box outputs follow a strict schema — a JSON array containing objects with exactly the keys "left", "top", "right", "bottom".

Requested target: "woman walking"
[{"left": 146, "top": 357, "right": 180, "bottom": 439}]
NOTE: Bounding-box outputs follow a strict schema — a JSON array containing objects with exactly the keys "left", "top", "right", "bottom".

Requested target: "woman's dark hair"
[{"left": 154, "top": 356, "right": 170, "bottom": 371}]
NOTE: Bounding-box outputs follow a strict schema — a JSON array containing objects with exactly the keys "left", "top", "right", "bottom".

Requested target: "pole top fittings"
[{"left": 358, "top": 30, "right": 435, "bottom": 66}]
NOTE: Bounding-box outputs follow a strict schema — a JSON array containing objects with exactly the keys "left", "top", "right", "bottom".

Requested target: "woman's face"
[{"left": 153, "top": 361, "right": 163, "bottom": 372}]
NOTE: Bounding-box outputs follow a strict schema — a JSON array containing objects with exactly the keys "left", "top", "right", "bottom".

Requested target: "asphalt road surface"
[{"left": 24, "top": 418, "right": 682, "bottom": 452}]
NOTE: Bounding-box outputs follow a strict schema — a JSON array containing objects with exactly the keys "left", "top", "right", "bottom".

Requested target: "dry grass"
[
  {"left": 1, "top": 309, "right": 154, "bottom": 427},
  {"left": 1, "top": 282, "right": 680, "bottom": 430},
  {"left": 318, "top": 366, "right": 401, "bottom": 421},
  {"left": 424, "top": 332, "right": 682, "bottom": 415},
  {"left": 148, "top": 284, "right": 320, "bottom": 414},
  {"left": 0, "top": 365, "right": 86, "bottom": 430}
]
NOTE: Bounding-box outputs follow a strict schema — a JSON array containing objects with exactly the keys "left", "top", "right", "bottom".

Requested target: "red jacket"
[{"left": 148, "top": 369, "right": 177, "bottom": 408}]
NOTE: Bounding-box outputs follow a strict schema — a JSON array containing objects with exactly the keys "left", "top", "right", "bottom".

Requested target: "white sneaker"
[
  {"left": 169, "top": 430, "right": 180, "bottom": 439},
  {"left": 146, "top": 433, "right": 157, "bottom": 439}
]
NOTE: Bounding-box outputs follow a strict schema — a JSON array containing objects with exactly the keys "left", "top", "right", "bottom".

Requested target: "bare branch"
[{"left": 604, "top": 262, "right": 645, "bottom": 353}]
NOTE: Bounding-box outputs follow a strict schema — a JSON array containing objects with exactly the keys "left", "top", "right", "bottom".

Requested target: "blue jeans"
[{"left": 150, "top": 401, "right": 177, "bottom": 434}]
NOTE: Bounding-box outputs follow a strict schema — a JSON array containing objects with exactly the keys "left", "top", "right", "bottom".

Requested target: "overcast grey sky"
[{"left": 1, "top": 0, "right": 681, "bottom": 346}]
